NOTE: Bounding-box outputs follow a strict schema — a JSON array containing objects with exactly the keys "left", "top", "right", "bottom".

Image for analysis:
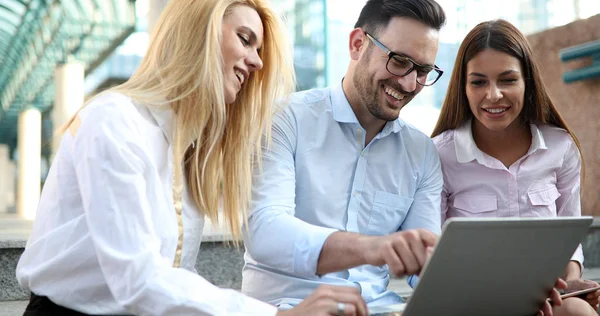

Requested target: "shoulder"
[
  {"left": 76, "top": 92, "right": 153, "bottom": 143},
  {"left": 396, "top": 120, "right": 441, "bottom": 163},
  {"left": 431, "top": 129, "right": 455, "bottom": 150},
  {"left": 80, "top": 92, "right": 140, "bottom": 123},
  {"left": 274, "top": 87, "right": 332, "bottom": 125},
  {"left": 288, "top": 87, "right": 331, "bottom": 106},
  {"left": 397, "top": 120, "right": 435, "bottom": 144},
  {"left": 537, "top": 124, "right": 573, "bottom": 141},
  {"left": 431, "top": 129, "right": 459, "bottom": 164},
  {"left": 536, "top": 124, "right": 576, "bottom": 151}
]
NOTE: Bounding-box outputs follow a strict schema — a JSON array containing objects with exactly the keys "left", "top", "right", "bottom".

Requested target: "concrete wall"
[{"left": 527, "top": 14, "right": 600, "bottom": 216}]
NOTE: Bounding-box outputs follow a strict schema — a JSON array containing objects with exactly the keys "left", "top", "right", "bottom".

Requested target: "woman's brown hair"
[{"left": 431, "top": 19, "right": 584, "bottom": 180}]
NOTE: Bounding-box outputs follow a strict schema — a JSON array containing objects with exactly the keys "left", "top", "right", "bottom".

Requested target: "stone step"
[
  {"left": 2, "top": 215, "right": 600, "bottom": 306},
  {"left": 0, "top": 300, "right": 27, "bottom": 316}
]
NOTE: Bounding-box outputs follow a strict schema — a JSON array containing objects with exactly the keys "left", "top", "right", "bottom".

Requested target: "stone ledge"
[{"left": 2, "top": 220, "right": 600, "bottom": 302}]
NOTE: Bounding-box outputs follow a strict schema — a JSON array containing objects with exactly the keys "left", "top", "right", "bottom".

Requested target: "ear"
[{"left": 349, "top": 28, "right": 367, "bottom": 61}]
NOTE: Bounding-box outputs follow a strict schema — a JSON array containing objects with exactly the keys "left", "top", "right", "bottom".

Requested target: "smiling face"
[
  {"left": 466, "top": 48, "right": 525, "bottom": 133},
  {"left": 351, "top": 17, "right": 439, "bottom": 123},
  {"left": 221, "top": 5, "right": 264, "bottom": 104}
]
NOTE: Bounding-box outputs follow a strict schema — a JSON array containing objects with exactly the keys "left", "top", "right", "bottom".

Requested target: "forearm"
[
  {"left": 245, "top": 209, "right": 336, "bottom": 277},
  {"left": 563, "top": 260, "right": 582, "bottom": 281},
  {"left": 316, "top": 231, "right": 372, "bottom": 275}
]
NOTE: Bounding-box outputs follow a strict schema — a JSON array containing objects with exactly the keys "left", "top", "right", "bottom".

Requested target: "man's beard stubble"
[{"left": 352, "top": 59, "right": 415, "bottom": 122}]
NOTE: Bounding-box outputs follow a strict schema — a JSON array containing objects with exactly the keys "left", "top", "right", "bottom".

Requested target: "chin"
[{"left": 480, "top": 121, "right": 511, "bottom": 132}]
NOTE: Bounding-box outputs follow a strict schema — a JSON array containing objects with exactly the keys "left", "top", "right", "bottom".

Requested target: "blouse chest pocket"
[
  {"left": 366, "top": 191, "right": 413, "bottom": 236},
  {"left": 526, "top": 185, "right": 560, "bottom": 217},
  {"left": 451, "top": 194, "right": 498, "bottom": 218}
]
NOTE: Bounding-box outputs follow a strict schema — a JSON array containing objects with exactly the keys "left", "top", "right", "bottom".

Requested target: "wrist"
[
  {"left": 357, "top": 234, "right": 376, "bottom": 265},
  {"left": 564, "top": 261, "right": 582, "bottom": 281}
]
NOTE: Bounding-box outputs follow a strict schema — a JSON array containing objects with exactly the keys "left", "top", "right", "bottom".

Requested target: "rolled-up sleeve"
[
  {"left": 244, "top": 108, "right": 337, "bottom": 279},
  {"left": 73, "top": 105, "right": 276, "bottom": 316},
  {"left": 556, "top": 140, "right": 584, "bottom": 266}
]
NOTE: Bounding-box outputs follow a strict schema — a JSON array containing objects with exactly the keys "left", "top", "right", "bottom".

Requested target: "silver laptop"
[{"left": 369, "top": 217, "right": 593, "bottom": 316}]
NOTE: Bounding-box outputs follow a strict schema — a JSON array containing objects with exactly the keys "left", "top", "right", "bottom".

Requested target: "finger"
[
  {"left": 393, "top": 238, "right": 421, "bottom": 275},
  {"left": 407, "top": 232, "right": 428, "bottom": 268},
  {"left": 555, "top": 278, "right": 567, "bottom": 290},
  {"left": 550, "top": 288, "right": 562, "bottom": 307},
  {"left": 587, "top": 290, "right": 600, "bottom": 299},
  {"left": 329, "top": 291, "right": 367, "bottom": 316},
  {"left": 542, "top": 300, "right": 553, "bottom": 316},
  {"left": 417, "top": 229, "right": 438, "bottom": 247},
  {"left": 382, "top": 243, "right": 405, "bottom": 277}
]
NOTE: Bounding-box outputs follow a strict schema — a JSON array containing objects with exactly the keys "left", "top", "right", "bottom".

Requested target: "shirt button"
[{"left": 353, "top": 190, "right": 359, "bottom": 197}]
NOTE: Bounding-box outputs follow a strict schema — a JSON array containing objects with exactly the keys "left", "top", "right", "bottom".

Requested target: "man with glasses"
[{"left": 242, "top": 0, "right": 446, "bottom": 311}]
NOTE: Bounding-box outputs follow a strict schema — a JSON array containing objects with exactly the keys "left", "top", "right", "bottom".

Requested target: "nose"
[
  {"left": 246, "top": 49, "right": 263, "bottom": 72},
  {"left": 486, "top": 83, "right": 503, "bottom": 102},
  {"left": 397, "top": 69, "right": 418, "bottom": 93}
]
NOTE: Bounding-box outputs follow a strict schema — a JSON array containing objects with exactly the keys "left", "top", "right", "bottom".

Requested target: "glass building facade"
[{"left": 84, "top": 0, "right": 600, "bottom": 133}]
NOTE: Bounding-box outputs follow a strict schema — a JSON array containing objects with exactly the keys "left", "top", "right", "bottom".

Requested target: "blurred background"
[{"left": 0, "top": 0, "right": 599, "bottom": 222}]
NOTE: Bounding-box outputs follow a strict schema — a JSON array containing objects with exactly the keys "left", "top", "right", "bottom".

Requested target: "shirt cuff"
[
  {"left": 571, "top": 244, "right": 584, "bottom": 275},
  {"left": 293, "top": 226, "right": 338, "bottom": 278}
]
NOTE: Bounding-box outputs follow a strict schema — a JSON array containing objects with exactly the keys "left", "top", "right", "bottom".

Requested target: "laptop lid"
[
  {"left": 368, "top": 217, "right": 592, "bottom": 316},
  {"left": 398, "top": 217, "right": 592, "bottom": 316}
]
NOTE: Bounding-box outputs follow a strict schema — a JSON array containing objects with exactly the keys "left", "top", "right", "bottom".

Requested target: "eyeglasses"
[{"left": 365, "top": 32, "right": 443, "bottom": 86}]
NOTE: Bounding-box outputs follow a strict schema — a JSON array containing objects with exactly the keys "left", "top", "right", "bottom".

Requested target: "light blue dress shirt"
[{"left": 242, "top": 84, "right": 442, "bottom": 308}]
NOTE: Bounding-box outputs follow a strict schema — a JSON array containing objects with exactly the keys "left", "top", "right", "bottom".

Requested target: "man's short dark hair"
[{"left": 354, "top": 0, "right": 446, "bottom": 35}]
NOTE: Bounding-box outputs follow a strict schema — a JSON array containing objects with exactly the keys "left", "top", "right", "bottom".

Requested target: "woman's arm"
[{"left": 73, "top": 103, "right": 277, "bottom": 316}]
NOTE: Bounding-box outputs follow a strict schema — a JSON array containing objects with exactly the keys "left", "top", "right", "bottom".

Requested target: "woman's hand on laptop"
[
  {"left": 277, "top": 285, "right": 368, "bottom": 316},
  {"left": 362, "top": 229, "right": 438, "bottom": 277},
  {"left": 539, "top": 278, "right": 567, "bottom": 316}
]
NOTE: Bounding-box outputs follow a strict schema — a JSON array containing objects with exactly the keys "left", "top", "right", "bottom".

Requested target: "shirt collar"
[
  {"left": 454, "top": 119, "right": 548, "bottom": 164},
  {"left": 330, "top": 81, "right": 404, "bottom": 135},
  {"left": 147, "top": 105, "right": 175, "bottom": 144},
  {"left": 527, "top": 123, "right": 548, "bottom": 154},
  {"left": 454, "top": 119, "right": 482, "bottom": 164}
]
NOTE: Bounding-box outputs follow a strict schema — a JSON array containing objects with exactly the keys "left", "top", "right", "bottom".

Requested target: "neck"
[
  {"left": 342, "top": 77, "right": 387, "bottom": 145},
  {"left": 472, "top": 119, "right": 532, "bottom": 160}
]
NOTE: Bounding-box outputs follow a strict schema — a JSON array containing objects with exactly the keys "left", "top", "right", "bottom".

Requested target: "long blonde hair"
[{"left": 68, "top": 0, "right": 295, "bottom": 241}]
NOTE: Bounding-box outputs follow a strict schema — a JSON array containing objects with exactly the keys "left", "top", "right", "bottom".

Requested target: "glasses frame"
[{"left": 364, "top": 32, "right": 443, "bottom": 86}]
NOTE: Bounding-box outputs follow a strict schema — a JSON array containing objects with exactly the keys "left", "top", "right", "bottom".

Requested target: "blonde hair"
[{"left": 67, "top": 0, "right": 295, "bottom": 242}]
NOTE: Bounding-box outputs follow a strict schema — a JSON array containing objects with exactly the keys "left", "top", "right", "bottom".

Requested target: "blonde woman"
[{"left": 16, "top": 1, "right": 367, "bottom": 315}]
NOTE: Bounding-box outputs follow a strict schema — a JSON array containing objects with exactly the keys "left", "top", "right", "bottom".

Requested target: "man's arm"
[
  {"left": 317, "top": 139, "right": 443, "bottom": 277},
  {"left": 401, "top": 141, "right": 443, "bottom": 233},
  {"left": 244, "top": 108, "right": 337, "bottom": 279},
  {"left": 316, "top": 229, "right": 437, "bottom": 277}
]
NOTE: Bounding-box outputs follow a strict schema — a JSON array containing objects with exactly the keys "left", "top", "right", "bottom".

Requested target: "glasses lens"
[
  {"left": 387, "top": 56, "right": 413, "bottom": 76},
  {"left": 418, "top": 70, "right": 440, "bottom": 86}
]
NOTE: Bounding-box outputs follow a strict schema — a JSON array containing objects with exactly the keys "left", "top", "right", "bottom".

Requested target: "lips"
[
  {"left": 384, "top": 85, "right": 404, "bottom": 101},
  {"left": 234, "top": 67, "right": 248, "bottom": 87},
  {"left": 483, "top": 108, "right": 508, "bottom": 114}
]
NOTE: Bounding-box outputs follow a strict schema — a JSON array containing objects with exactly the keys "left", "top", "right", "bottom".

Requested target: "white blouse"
[{"left": 16, "top": 93, "right": 276, "bottom": 315}]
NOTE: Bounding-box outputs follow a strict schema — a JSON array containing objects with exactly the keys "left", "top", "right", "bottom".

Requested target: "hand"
[
  {"left": 538, "top": 278, "right": 567, "bottom": 316},
  {"left": 363, "top": 229, "right": 438, "bottom": 278},
  {"left": 566, "top": 279, "right": 600, "bottom": 309},
  {"left": 276, "top": 285, "right": 368, "bottom": 316}
]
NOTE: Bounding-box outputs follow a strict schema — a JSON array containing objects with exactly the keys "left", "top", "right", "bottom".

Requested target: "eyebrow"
[
  {"left": 468, "top": 70, "right": 520, "bottom": 77},
  {"left": 392, "top": 50, "right": 434, "bottom": 68},
  {"left": 239, "top": 26, "right": 261, "bottom": 50}
]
